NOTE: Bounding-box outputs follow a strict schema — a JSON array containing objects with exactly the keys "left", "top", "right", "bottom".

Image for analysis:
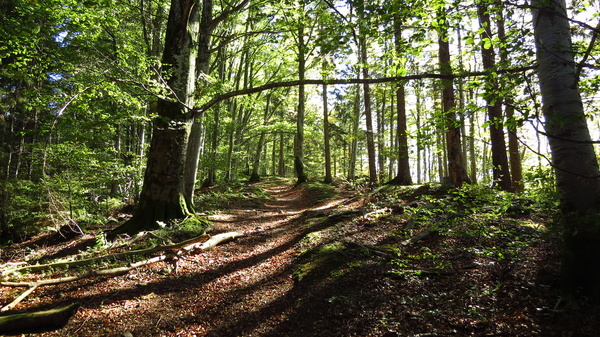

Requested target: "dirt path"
[
  {"left": 4, "top": 182, "right": 590, "bottom": 336},
  {"left": 8, "top": 183, "right": 361, "bottom": 337}
]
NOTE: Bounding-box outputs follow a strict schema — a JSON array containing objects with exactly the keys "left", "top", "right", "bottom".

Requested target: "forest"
[{"left": 1, "top": 0, "right": 600, "bottom": 335}]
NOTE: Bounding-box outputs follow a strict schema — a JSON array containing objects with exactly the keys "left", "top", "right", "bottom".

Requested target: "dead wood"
[
  {"left": 0, "top": 303, "right": 79, "bottom": 335},
  {"left": 3, "top": 233, "right": 211, "bottom": 276},
  {"left": 0, "top": 231, "right": 243, "bottom": 311},
  {"left": 401, "top": 229, "right": 436, "bottom": 246},
  {"left": 179, "top": 231, "right": 244, "bottom": 255},
  {"left": 362, "top": 207, "right": 391, "bottom": 219}
]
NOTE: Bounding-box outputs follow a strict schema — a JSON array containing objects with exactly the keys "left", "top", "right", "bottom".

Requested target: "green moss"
[
  {"left": 294, "top": 241, "right": 347, "bottom": 282},
  {"left": 304, "top": 181, "right": 338, "bottom": 205},
  {"left": 155, "top": 215, "right": 213, "bottom": 242}
]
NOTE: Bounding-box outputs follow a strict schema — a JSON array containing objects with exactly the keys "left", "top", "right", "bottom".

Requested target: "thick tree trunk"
[
  {"left": 111, "top": 0, "right": 199, "bottom": 236},
  {"left": 112, "top": 125, "right": 194, "bottom": 235},
  {"left": 533, "top": 0, "right": 600, "bottom": 302},
  {"left": 184, "top": 119, "right": 204, "bottom": 197},
  {"left": 387, "top": 84, "right": 413, "bottom": 185},
  {"left": 438, "top": 13, "right": 471, "bottom": 187}
]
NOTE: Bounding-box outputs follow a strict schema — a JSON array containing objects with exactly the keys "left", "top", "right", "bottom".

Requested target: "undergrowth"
[{"left": 194, "top": 179, "right": 274, "bottom": 212}]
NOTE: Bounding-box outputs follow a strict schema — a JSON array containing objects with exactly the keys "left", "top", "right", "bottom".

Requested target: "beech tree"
[
  {"left": 4, "top": 0, "right": 600, "bottom": 251},
  {"left": 386, "top": 0, "right": 413, "bottom": 185},
  {"left": 111, "top": 0, "right": 200, "bottom": 235},
  {"left": 436, "top": 5, "right": 471, "bottom": 187},
  {"left": 477, "top": 1, "right": 512, "bottom": 191},
  {"left": 532, "top": 0, "right": 600, "bottom": 301}
]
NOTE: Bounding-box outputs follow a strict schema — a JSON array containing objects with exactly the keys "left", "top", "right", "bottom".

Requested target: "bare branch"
[
  {"left": 193, "top": 65, "right": 537, "bottom": 117},
  {"left": 576, "top": 20, "right": 600, "bottom": 80},
  {"left": 0, "top": 232, "right": 243, "bottom": 311}
]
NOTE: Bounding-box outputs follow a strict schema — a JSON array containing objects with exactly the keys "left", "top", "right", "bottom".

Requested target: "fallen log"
[
  {"left": 0, "top": 231, "right": 244, "bottom": 312},
  {"left": 180, "top": 231, "right": 244, "bottom": 255},
  {"left": 2, "top": 233, "right": 211, "bottom": 276},
  {"left": 0, "top": 303, "right": 79, "bottom": 335},
  {"left": 401, "top": 229, "right": 436, "bottom": 246}
]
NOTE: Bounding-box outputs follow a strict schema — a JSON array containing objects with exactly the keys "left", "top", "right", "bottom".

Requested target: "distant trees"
[{"left": 2, "top": 0, "right": 600, "bottom": 269}]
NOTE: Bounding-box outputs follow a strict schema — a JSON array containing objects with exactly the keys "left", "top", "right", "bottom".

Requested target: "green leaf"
[{"left": 483, "top": 38, "right": 492, "bottom": 50}]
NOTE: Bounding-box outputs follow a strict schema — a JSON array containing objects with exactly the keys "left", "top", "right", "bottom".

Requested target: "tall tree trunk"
[
  {"left": 477, "top": 3, "right": 511, "bottom": 191},
  {"left": 225, "top": 46, "right": 247, "bottom": 182},
  {"left": 388, "top": 90, "right": 395, "bottom": 179},
  {"left": 224, "top": 100, "right": 238, "bottom": 182},
  {"left": 387, "top": 11, "right": 412, "bottom": 185},
  {"left": 505, "top": 105, "right": 523, "bottom": 191},
  {"left": 377, "top": 91, "right": 385, "bottom": 182},
  {"left": 358, "top": 2, "right": 377, "bottom": 186},
  {"left": 278, "top": 105, "right": 286, "bottom": 176},
  {"left": 323, "top": 82, "right": 333, "bottom": 184},
  {"left": 438, "top": 10, "right": 470, "bottom": 187},
  {"left": 469, "top": 105, "right": 477, "bottom": 183},
  {"left": 294, "top": 0, "right": 308, "bottom": 185},
  {"left": 533, "top": 0, "right": 600, "bottom": 302},
  {"left": 414, "top": 82, "right": 423, "bottom": 183},
  {"left": 111, "top": 0, "right": 200, "bottom": 236},
  {"left": 184, "top": 0, "right": 214, "bottom": 199},
  {"left": 348, "top": 86, "right": 360, "bottom": 181},
  {"left": 249, "top": 95, "right": 271, "bottom": 182},
  {"left": 203, "top": 50, "right": 224, "bottom": 187},
  {"left": 497, "top": 5, "right": 523, "bottom": 192}
]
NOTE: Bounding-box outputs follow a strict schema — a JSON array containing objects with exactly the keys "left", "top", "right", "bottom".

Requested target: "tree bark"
[
  {"left": 323, "top": 81, "right": 333, "bottom": 184},
  {"left": 295, "top": 0, "right": 308, "bottom": 185},
  {"left": 348, "top": 86, "right": 360, "bottom": 181},
  {"left": 111, "top": 0, "right": 200, "bottom": 236},
  {"left": 387, "top": 10, "right": 412, "bottom": 186},
  {"left": 532, "top": 0, "right": 600, "bottom": 302},
  {"left": 249, "top": 95, "right": 271, "bottom": 182},
  {"left": 438, "top": 10, "right": 471, "bottom": 187},
  {"left": 497, "top": 6, "right": 523, "bottom": 192},
  {"left": 184, "top": 0, "right": 216, "bottom": 198},
  {"left": 477, "top": 3, "right": 512, "bottom": 191},
  {"left": 358, "top": 2, "right": 377, "bottom": 186}
]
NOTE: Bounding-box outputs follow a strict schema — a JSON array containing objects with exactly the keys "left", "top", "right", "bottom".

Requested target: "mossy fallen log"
[{"left": 0, "top": 303, "right": 79, "bottom": 335}]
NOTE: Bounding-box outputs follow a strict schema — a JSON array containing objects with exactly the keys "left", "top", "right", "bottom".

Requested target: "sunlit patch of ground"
[{"left": 1, "top": 181, "right": 598, "bottom": 336}]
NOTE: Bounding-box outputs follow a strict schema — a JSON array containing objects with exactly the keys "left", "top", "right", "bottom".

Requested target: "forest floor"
[{"left": 1, "top": 178, "right": 600, "bottom": 336}]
